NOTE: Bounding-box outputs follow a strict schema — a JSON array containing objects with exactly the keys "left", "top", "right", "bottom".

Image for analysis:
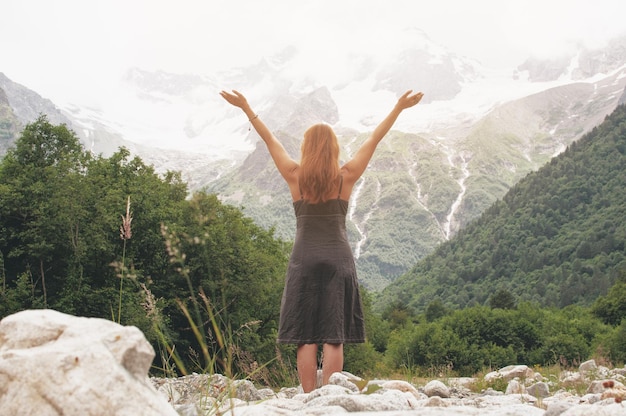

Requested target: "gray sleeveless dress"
[{"left": 277, "top": 177, "right": 365, "bottom": 344}]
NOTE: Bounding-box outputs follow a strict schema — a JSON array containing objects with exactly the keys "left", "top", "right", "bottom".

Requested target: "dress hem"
[{"left": 276, "top": 338, "right": 365, "bottom": 345}]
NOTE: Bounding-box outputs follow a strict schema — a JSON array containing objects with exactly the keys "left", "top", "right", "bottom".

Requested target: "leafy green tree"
[
  {"left": 591, "top": 274, "right": 626, "bottom": 326},
  {"left": 360, "top": 287, "right": 391, "bottom": 352},
  {"left": 425, "top": 299, "right": 448, "bottom": 322},
  {"left": 0, "top": 115, "right": 88, "bottom": 309},
  {"left": 382, "top": 302, "right": 611, "bottom": 376},
  {"left": 344, "top": 342, "right": 383, "bottom": 378},
  {"left": 0, "top": 116, "right": 189, "bottom": 326},
  {"left": 158, "top": 191, "right": 289, "bottom": 375},
  {"left": 0, "top": 272, "right": 44, "bottom": 317},
  {"left": 602, "top": 319, "right": 626, "bottom": 364},
  {"left": 489, "top": 288, "right": 516, "bottom": 309},
  {"left": 382, "top": 301, "right": 413, "bottom": 329},
  {"left": 384, "top": 320, "right": 468, "bottom": 373}
]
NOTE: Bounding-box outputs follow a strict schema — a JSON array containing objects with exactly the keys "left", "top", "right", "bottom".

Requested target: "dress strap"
[
  {"left": 337, "top": 175, "right": 343, "bottom": 199},
  {"left": 298, "top": 182, "right": 304, "bottom": 200}
]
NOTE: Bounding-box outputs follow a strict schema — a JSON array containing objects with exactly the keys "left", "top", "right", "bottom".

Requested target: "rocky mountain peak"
[
  {"left": 280, "top": 86, "right": 339, "bottom": 137},
  {"left": 0, "top": 72, "right": 71, "bottom": 128},
  {"left": 516, "top": 35, "right": 626, "bottom": 82},
  {"left": 0, "top": 85, "right": 10, "bottom": 106}
]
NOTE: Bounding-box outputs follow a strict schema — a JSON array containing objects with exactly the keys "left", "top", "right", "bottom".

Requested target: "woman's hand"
[
  {"left": 219, "top": 89, "right": 250, "bottom": 109},
  {"left": 219, "top": 89, "right": 299, "bottom": 194},
  {"left": 395, "top": 90, "right": 424, "bottom": 111}
]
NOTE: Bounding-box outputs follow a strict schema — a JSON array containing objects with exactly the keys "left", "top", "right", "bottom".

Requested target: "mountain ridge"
[
  {"left": 204, "top": 63, "right": 626, "bottom": 290},
  {"left": 2, "top": 34, "right": 626, "bottom": 290},
  {"left": 376, "top": 102, "right": 626, "bottom": 311}
]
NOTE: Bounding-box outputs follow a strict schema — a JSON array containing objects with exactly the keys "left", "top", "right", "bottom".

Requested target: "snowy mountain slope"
[
  {"left": 2, "top": 33, "right": 626, "bottom": 290},
  {"left": 200, "top": 38, "right": 626, "bottom": 290}
]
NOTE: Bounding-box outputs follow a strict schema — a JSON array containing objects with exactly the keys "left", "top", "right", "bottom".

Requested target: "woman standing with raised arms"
[{"left": 220, "top": 89, "right": 424, "bottom": 392}]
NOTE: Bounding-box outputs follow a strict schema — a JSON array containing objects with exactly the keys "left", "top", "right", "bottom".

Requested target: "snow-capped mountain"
[
  {"left": 55, "top": 30, "right": 625, "bottom": 169},
  {"left": 57, "top": 29, "right": 497, "bottom": 158},
  {"left": 2, "top": 30, "right": 626, "bottom": 290}
]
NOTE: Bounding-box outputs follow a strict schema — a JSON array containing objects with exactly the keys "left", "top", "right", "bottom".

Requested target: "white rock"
[
  {"left": 484, "top": 365, "right": 534, "bottom": 382},
  {"left": 506, "top": 379, "right": 526, "bottom": 394},
  {"left": 560, "top": 402, "right": 626, "bottom": 416},
  {"left": 257, "top": 387, "right": 278, "bottom": 400},
  {"left": 303, "top": 392, "right": 411, "bottom": 412},
  {"left": 562, "top": 372, "right": 583, "bottom": 386},
  {"left": 482, "top": 387, "right": 504, "bottom": 396},
  {"left": 378, "top": 388, "right": 422, "bottom": 408},
  {"left": 293, "top": 405, "right": 348, "bottom": 415},
  {"left": 172, "top": 403, "right": 201, "bottom": 416},
  {"left": 216, "top": 397, "right": 249, "bottom": 414},
  {"left": 276, "top": 386, "right": 301, "bottom": 399},
  {"left": 588, "top": 379, "right": 626, "bottom": 394},
  {"left": 424, "top": 379, "right": 451, "bottom": 398},
  {"left": 381, "top": 379, "right": 424, "bottom": 399},
  {"left": 327, "top": 371, "right": 360, "bottom": 392},
  {"left": 448, "top": 377, "right": 477, "bottom": 388},
  {"left": 561, "top": 370, "right": 577, "bottom": 379},
  {"left": 588, "top": 380, "right": 607, "bottom": 394},
  {"left": 251, "top": 397, "right": 307, "bottom": 412},
  {"left": 221, "top": 403, "right": 306, "bottom": 416},
  {"left": 0, "top": 309, "right": 177, "bottom": 415},
  {"left": 544, "top": 401, "right": 576, "bottom": 416},
  {"left": 527, "top": 381, "right": 550, "bottom": 398},
  {"left": 542, "top": 395, "right": 580, "bottom": 410},
  {"left": 598, "top": 366, "right": 611, "bottom": 378},
  {"left": 303, "top": 384, "right": 353, "bottom": 403},
  {"left": 157, "top": 382, "right": 183, "bottom": 404},
  {"left": 579, "top": 393, "right": 602, "bottom": 404},
  {"left": 232, "top": 379, "right": 264, "bottom": 401},
  {"left": 424, "top": 396, "right": 447, "bottom": 407},
  {"left": 579, "top": 359, "right": 598, "bottom": 377},
  {"left": 477, "top": 393, "right": 538, "bottom": 407}
]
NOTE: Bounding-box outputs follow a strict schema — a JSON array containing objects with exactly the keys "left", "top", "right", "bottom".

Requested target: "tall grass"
[
  {"left": 104, "top": 195, "right": 297, "bottom": 390},
  {"left": 110, "top": 200, "right": 296, "bottom": 394},
  {"left": 157, "top": 223, "right": 264, "bottom": 381},
  {"left": 158, "top": 223, "right": 301, "bottom": 388},
  {"left": 117, "top": 196, "right": 133, "bottom": 324}
]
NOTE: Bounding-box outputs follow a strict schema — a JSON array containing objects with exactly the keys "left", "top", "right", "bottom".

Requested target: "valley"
[{"left": 2, "top": 34, "right": 626, "bottom": 291}]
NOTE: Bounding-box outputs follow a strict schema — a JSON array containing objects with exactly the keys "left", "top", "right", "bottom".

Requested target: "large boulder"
[{"left": 0, "top": 309, "right": 177, "bottom": 415}]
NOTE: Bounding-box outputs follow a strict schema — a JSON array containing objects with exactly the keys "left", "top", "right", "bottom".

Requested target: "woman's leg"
[
  {"left": 322, "top": 343, "right": 344, "bottom": 385},
  {"left": 297, "top": 343, "right": 318, "bottom": 392}
]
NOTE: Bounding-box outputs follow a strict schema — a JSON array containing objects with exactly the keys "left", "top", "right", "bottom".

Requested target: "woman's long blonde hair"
[{"left": 299, "top": 124, "right": 341, "bottom": 203}]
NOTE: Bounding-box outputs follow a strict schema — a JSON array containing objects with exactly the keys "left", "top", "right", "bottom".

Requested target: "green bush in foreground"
[{"left": 379, "top": 302, "right": 614, "bottom": 377}]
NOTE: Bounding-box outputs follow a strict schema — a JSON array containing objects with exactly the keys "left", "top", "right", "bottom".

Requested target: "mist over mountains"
[{"left": 1, "top": 31, "right": 626, "bottom": 290}]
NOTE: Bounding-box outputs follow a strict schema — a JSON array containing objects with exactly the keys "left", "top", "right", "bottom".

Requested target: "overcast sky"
[{"left": 2, "top": 0, "right": 626, "bottom": 107}]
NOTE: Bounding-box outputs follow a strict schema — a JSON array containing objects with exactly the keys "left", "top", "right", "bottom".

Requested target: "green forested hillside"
[
  {"left": 205, "top": 80, "right": 626, "bottom": 292},
  {"left": 0, "top": 116, "right": 290, "bottom": 379},
  {"left": 377, "top": 104, "right": 626, "bottom": 313}
]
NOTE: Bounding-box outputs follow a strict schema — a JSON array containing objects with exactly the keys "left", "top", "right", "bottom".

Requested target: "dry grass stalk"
[
  {"left": 116, "top": 195, "right": 133, "bottom": 323},
  {"left": 120, "top": 195, "right": 133, "bottom": 241}
]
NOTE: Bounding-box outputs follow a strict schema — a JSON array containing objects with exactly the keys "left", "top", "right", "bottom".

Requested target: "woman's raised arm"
[
  {"left": 220, "top": 90, "right": 299, "bottom": 185},
  {"left": 342, "top": 90, "right": 423, "bottom": 181}
]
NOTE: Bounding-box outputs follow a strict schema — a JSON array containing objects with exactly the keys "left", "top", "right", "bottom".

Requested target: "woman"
[{"left": 220, "top": 89, "right": 424, "bottom": 392}]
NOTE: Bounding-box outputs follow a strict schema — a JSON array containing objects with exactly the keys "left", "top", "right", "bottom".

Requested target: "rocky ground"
[
  {"left": 2, "top": 310, "right": 623, "bottom": 415},
  {"left": 152, "top": 361, "right": 626, "bottom": 416}
]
